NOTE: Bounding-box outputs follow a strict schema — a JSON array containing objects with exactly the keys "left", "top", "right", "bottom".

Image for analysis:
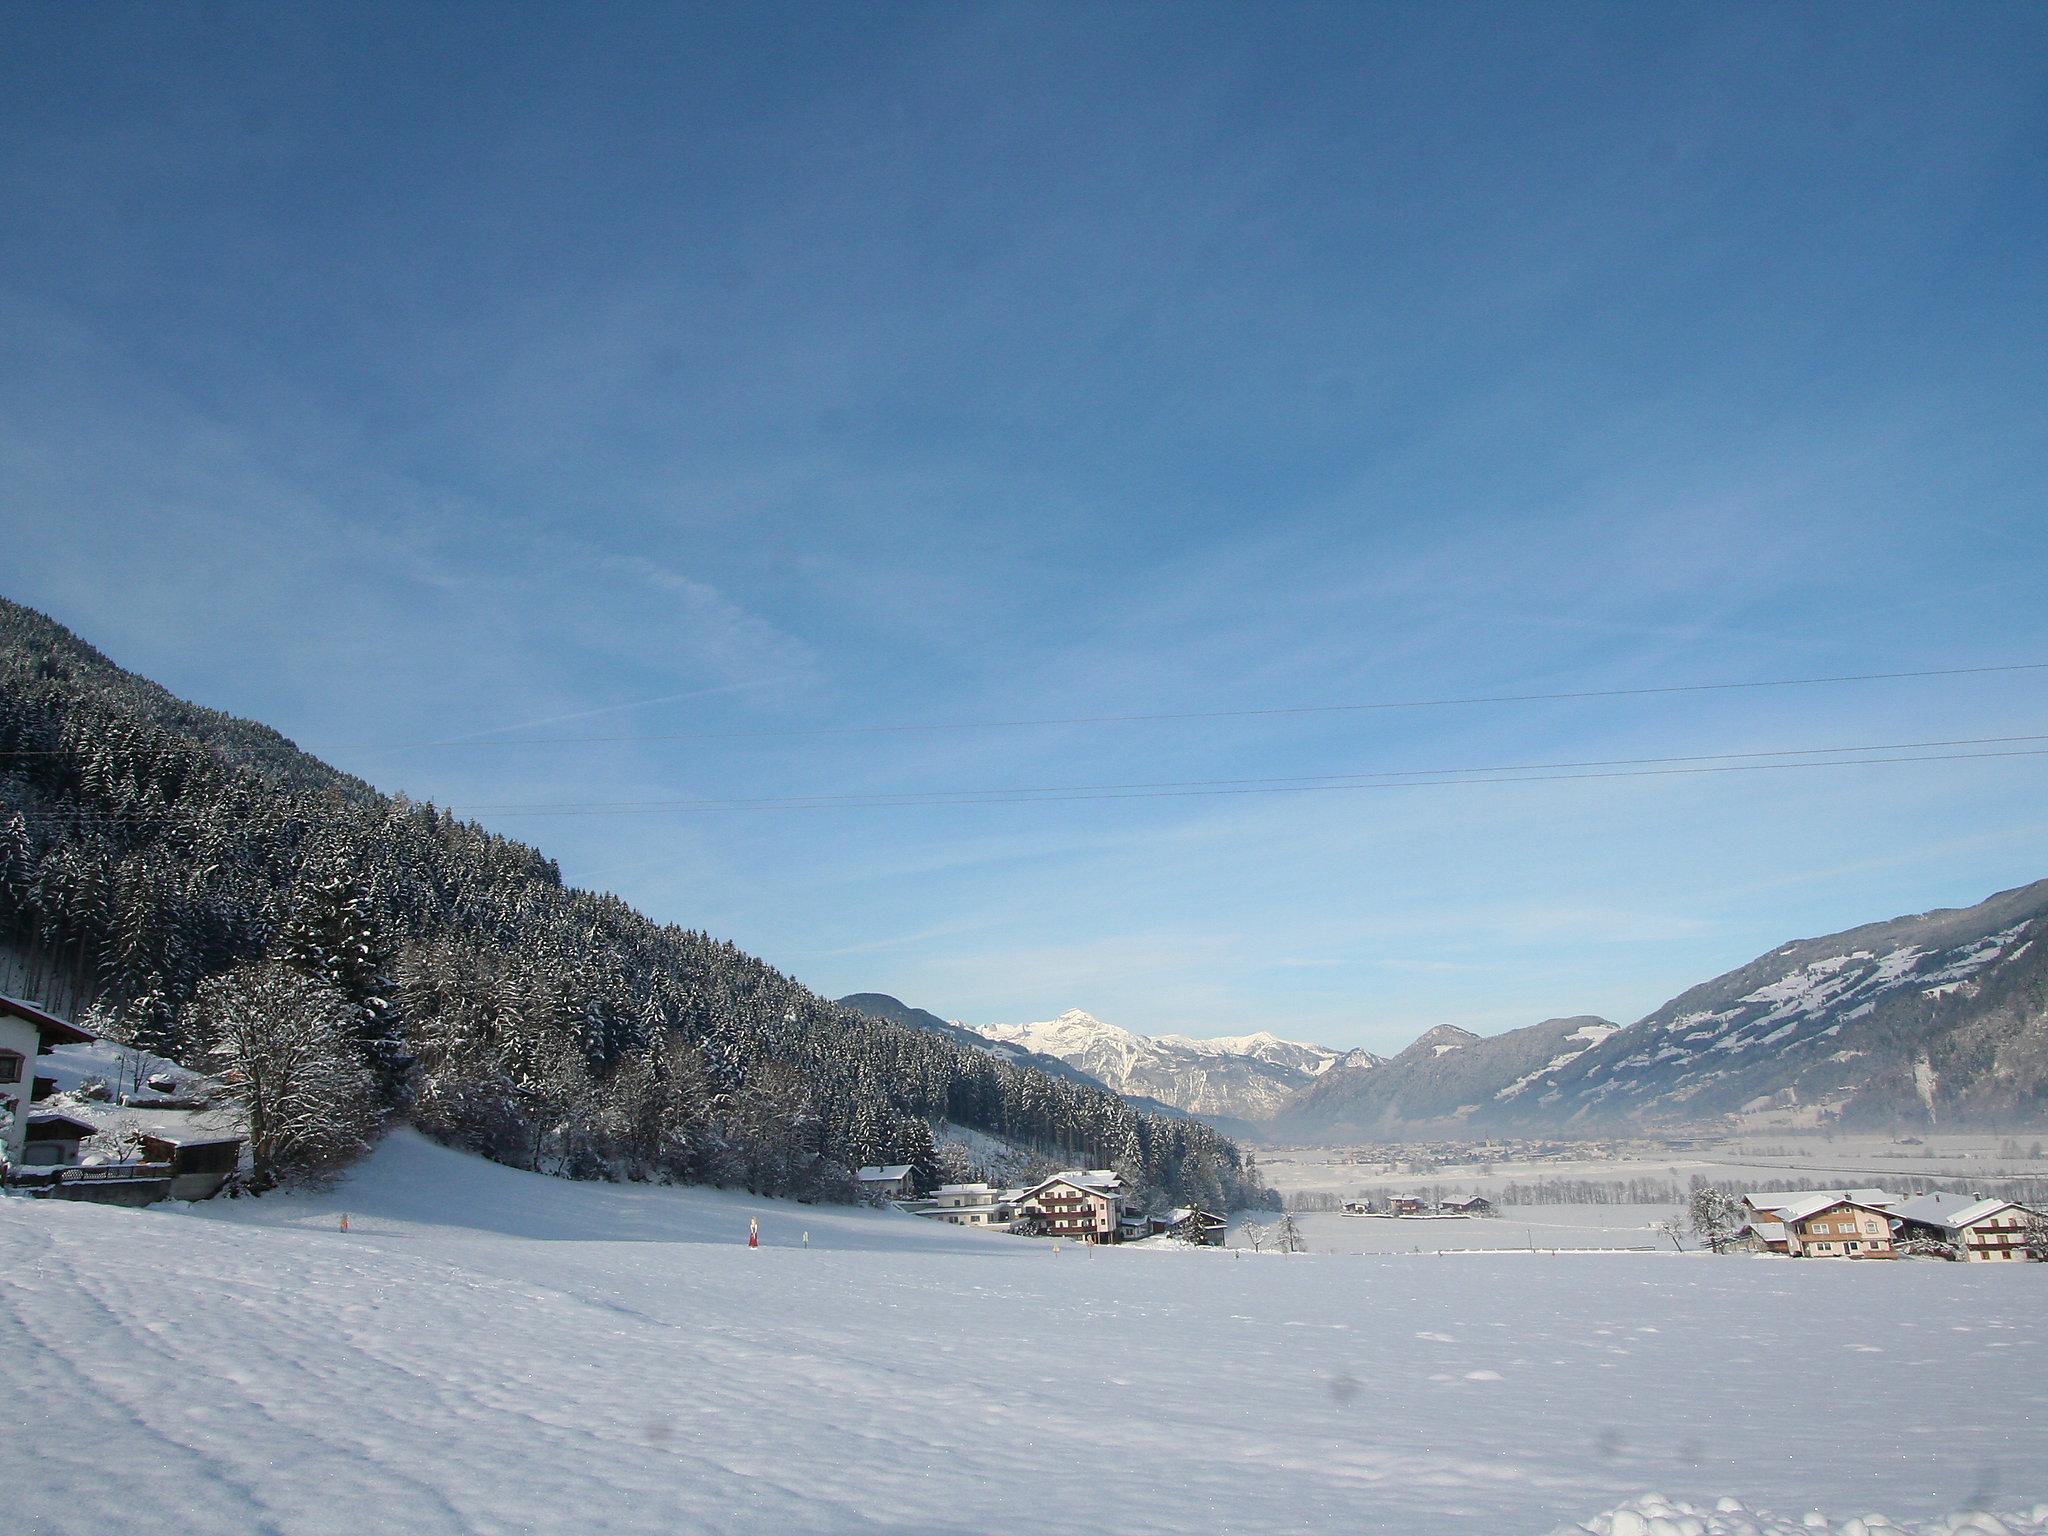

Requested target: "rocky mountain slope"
[
  {"left": 1507, "top": 878, "right": 2048, "bottom": 1130},
  {"left": 849, "top": 882, "right": 2048, "bottom": 1142},
  {"left": 1276, "top": 1017, "right": 1616, "bottom": 1140},
  {"left": 1272, "top": 879, "right": 2048, "bottom": 1139},
  {"left": 972, "top": 1010, "right": 1338, "bottom": 1121}
]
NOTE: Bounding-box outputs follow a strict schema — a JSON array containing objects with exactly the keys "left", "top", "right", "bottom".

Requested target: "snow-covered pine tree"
[
  {"left": 277, "top": 867, "right": 410, "bottom": 1100},
  {"left": 895, "top": 1111, "right": 943, "bottom": 1196}
]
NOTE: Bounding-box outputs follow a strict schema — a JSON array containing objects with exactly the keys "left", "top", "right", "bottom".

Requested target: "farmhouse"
[
  {"left": 1769, "top": 1195, "right": 1897, "bottom": 1259},
  {"left": 1891, "top": 1193, "right": 2040, "bottom": 1262},
  {"left": 909, "top": 1182, "right": 1024, "bottom": 1230},
  {"left": 1741, "top": 1188, "right": 1896, "bottom": 1224},
  {"left": 0, "top": 995, "right": 94, "bottom": 1168},
  {"left": 855, "top": 1165, "right": 917, "bottom": 1201},
  {"left": 1015, "top": 1170, "right": 1126, "bottom": 1243}
]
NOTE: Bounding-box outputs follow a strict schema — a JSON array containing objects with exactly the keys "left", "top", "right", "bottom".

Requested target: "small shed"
[
  {"left": 137, "top": 1132, "right": 243, "bottom": 1201},
  {"left": 21, "top": 1110, "right": 98, "bottom": 1168}
]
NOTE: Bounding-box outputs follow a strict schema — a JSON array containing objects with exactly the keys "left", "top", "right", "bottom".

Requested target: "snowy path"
[{"left": 5, "top": 1130, "right": 2043, "bottom": 1535}]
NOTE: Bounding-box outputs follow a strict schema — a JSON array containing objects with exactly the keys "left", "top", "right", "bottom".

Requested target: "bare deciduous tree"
[{"left": 194, "top": 961, "right": 380, "bottom": 1189}]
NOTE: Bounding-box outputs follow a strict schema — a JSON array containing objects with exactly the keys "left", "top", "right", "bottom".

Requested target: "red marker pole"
[{"left": 748, "top": 1217, "right": 759, "bottom": 1249}]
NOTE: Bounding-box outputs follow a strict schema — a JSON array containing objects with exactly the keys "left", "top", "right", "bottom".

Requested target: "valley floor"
[{"left": 4, "top": 1130, "right": 2044, "bottom": 1536}]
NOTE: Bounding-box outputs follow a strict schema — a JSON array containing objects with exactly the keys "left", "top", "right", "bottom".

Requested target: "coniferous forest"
[{"left": 0, "top": 598, "right": 1268, "bottom": 1208}]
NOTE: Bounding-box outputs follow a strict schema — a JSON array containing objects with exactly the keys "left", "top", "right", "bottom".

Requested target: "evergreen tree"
[
  {"left": 0, "top": 596, "right": 1277, "bottom": 1210},
  {"left": 277, "top": 868, "right": 410, "bottom": 1100}
]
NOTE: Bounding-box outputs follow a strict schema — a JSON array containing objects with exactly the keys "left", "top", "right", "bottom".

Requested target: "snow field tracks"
[{"left": 3, "top": 1130, "right": 2043, "bottom": 1536}]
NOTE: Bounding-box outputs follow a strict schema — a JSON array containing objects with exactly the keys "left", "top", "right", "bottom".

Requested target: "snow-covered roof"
[
  {"left": 1888, "top": 1191, "right": 1981, "bottom": 1227},
  {"left": 0, "top": 994, "right": 94, "bottom": 1046},
  {"left": 60, "top": 1101, "right": 244, "bottom": 1147},
  {"left": 1773, "top": 1193, "right": 1890, "bottom": 1224},
  {"left": 1745, "top": 1188, "right": 1896, "bottom": 1214},
  {"left": 1022, "top": 1170, "right": 1124, "bottom": 1199},
  {"left": 929, "top": 1182, "right": 993, "bottom": 1195},
  {"left": 1945, "top": 1197, "right": 2030, "bottom": 1229},
  {"left": 25, "top": 1110, "right": 100, "bottom": 1137},
  {"left": 1063, "top": 1169, "right": 1121, "bottom": 1191},
  {"left": 856, "top": 1165, "right": 914, "bottom": 1182}
]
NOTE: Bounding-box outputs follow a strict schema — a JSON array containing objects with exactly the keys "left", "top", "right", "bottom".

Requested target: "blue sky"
[{"left": 4, "top": 3, "right": 2045, "bottom": 1052}]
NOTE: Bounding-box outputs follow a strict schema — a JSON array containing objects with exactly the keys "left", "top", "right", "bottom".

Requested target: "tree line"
[{"left": 0, "top": 598, "right": 1268, "bottom": 1210}]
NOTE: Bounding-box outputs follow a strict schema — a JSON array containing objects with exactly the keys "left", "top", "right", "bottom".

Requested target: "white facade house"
[
  {"left": 855, "top": 1165, "right": 917, "bottom": 1201},
  {"left": 1014, "top": 1170, "right": 1127, "bottom": 1242},
  {"left": 908, "top": 1182, "right": 1025, "bottom": 1230},
  {"left": 1741, "top": 1188, "right": 1897, "bottom": 1222},
  {"left": 1892, "top": 1194, "right": 2040, "bottom": 1261},
  {"left": 0, "top": 995, "right": 94, "bottom": 1168}
]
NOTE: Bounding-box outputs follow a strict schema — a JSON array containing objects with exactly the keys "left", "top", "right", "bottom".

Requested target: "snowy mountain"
[
  {"left": 973, "top": 1010, "right": 1340, "bottom": 1121},
  {"left": 1274, "top": 1017, "right": 1616, "bottom": 1140},
  {"left": 1276, "top": 878, "right": 2048, "bottom": 1138},
  {"left": 834, "top": 993, "right": 1115, "bottom": 1091},
  {"left": 1157, "top": 1029, "right": 1342, "bottom": 1079},
  {"left": 1507, "top": 878, "right": 2048, "bottom": 1130}
]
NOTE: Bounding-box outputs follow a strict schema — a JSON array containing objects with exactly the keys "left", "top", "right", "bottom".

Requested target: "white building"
[
  {"left": 909, "top": 1182, "right": 1025, "bottom": 1230},
  {"left": 1741, "top": 1188, "right": 1897, "bottom": 1223},
  {"left": 855, "top": 1164, "right": 917, "bottom": 1201},
  {"left": 1014, "top": 1170, "right": 1127, "bottom": 1243},
  {"left": 1892, "top": 1193, "right": 2040, "bottom": 1261},
  {"left": 0, "top": 995, "right": 94, "bottom": 1168}
]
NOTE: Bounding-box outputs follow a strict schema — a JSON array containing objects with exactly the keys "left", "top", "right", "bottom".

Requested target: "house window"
[{"left": 0, "top": 1051, "right": 21, "bottom": 1085}]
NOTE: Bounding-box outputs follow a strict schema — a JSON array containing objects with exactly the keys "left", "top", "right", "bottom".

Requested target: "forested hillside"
[{"left": 0, "top": 598, "right": 1266, "bottom": 1209}]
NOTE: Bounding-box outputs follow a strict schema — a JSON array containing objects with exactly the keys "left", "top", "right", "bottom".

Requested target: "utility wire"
[
  {"left": 440, "top": 732, "right": 2048, "bottom": 812},
  {"left": 336, "top": 660, "right": 2048, "bottom": 751},
  {"left": 446, "top": 746, "right": 2048, "bottom": 815},
  {"left": 9, "top": 737, "right": 2042, "bottom": 823},
  {"left": 7, "top": 659, "right": 2036, "bottom": 759}
]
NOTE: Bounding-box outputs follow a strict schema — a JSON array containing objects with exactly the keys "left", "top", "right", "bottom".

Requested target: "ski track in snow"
[{"left": 5, "top": 1129, "right": 2045, "bottom": 1536}]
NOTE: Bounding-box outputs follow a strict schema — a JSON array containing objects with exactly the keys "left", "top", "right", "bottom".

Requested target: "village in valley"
[
  {"left": 857, "top": 1163, "right": 1229, "bottom": 1245},
  {"left": 9, "top": 992, "right": 2045, "bottom": 1269}
]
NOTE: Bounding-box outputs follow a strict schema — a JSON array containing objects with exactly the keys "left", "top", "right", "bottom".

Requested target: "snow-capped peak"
[{"left": 972, "top": 1010, "right": 1342, "bottom": 1119}]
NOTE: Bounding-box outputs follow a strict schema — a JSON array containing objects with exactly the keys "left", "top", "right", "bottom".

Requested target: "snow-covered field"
[
  {"left": 5, "top": 1130, "right": 2044, "bottom": 1536},
  {"left": 1260, "top": 1133, "right": 2048, "bottom": 1211},
  {"left": 1273, "top": 1204, "right": 1680, "bottom": 1255}
]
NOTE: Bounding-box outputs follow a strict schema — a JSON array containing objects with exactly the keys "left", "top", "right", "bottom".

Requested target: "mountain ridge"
[{"left": 970, "top": 1009, "right": 1340, "bottom": 1121}]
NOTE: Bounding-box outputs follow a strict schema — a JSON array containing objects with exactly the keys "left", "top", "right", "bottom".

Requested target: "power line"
[
  {"left": 7, "top": 659, "right": 2032, "bottom": 760},
  {"left": 448, "top": 746, "right": 2048, "bottom": 815},
  {"left": 440, "top": 732, "right": 2048, "bottom": 812},
  {"left": 330, "top": 660, "right": 2048, "bottom": 751},
  {"left": 12, "top": 735, "right": 2040, "bottom": 824}
]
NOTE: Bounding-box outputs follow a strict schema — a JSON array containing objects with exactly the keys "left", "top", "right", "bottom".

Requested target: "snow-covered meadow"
[{"left": 5, "top": 1130, "right": 2043, "bottom": 1536}]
